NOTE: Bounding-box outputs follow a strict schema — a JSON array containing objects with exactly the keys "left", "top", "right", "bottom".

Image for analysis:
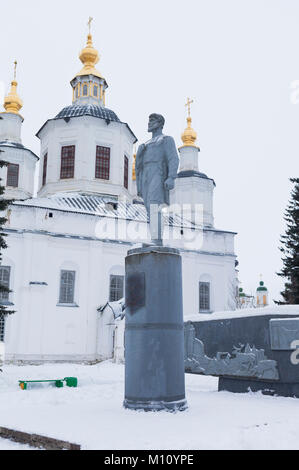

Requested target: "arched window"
[
  {"left": 76, "top": 84, "right": 80, "bottom": 98},
  {"left": 109, "top": 275, "right": 124, "bottom": 302},
  {"left": 199, "top": 282, "right": 210, "bottom": 312},
  {"left": 93, "top": 85, "right": 98, "bottom": 97},
  {"left": 59, "top": 270, "right": 76, "bottom": 304},
  {"left": 82, "top": 84, "right": 88, "bottom": 96}
]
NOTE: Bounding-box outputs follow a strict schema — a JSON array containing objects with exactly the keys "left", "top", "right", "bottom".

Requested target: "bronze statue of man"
[{"left": 136, "top": 113, "right": 179, "bottom": 244}]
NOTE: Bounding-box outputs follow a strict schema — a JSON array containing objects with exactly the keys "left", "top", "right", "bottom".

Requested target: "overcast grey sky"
[{"left": 1, "top": 0, "right": 298, "bottom": 303}]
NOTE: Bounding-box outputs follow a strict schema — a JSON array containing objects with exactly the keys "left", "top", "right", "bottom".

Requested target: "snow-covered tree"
[{"left": 277, "top": 178, "right": 299, "bottom": 304}]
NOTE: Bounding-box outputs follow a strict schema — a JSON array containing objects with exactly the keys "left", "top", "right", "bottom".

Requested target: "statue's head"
[{"left": 148, "top": 113, "right": 165, "bottom": 132}]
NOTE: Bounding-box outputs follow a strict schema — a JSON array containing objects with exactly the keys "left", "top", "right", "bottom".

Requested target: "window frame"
[
  {"left": 95, "top": 145, "right": 110, "bottom": 180},
  {"left": 93, "top": 84, "right": 99, "bottom": 97},
  {"left": 59, "top": 270, "right": 76, "bottom": 305},
  {"left": 0, "top": 266, "right": 11, "bottom": 303},
  {"left": 6, "top": 163, "right": 19, "bottom": 188},
  {"left": 124, "top": 155, "right": 129, "bottom": 189},
  {"left": 199, "top": 281, "right": 211, "bottom": 313},
  {"left": 42, "top": 152, "right": 48, "bottom": 186},
  {"left": 60, "top": 145, "right": 75, "bottom": 180},
  {"left": 109, "top": 274, "right": 124, "bottom": 302}
]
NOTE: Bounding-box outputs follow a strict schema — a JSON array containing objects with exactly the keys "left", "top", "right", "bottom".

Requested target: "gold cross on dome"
[
  {"left": 87, "top": 17, "right": 93, "bottom": 34},
  {"left": 185, "top": 97, "right": 194, "bottom": 117},
  {"left": 14, "top": 60, "right": 17, "bottom": 80}
]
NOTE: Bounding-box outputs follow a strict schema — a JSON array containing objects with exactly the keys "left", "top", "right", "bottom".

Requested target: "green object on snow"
[
  {"left": 18, "top": 377, "right": 78, "bottom": 390},
  {"left": 64, "top": 377, "right": 78, "bottom": 387}
]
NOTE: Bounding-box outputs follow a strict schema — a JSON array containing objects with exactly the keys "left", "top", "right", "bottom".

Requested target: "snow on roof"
[
  {"left": 0, "top": 140, "right": 39, "bottom": 160},
  {"left": 185, "top": 305, "right": 299, "bottom": 322},
  {"left": 13, "top": 193, "right": 199, "bottom": 229},
  {"left": 55, "top": 104, "right": 120, "bottom": 122},
  {"left": 36, "top": 104, "right": 138, "bottom": 143}
]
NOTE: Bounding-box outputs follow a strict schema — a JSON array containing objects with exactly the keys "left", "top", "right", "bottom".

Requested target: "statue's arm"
[{"left": 164, "top": 136, "right": 179, "bottom": 189}]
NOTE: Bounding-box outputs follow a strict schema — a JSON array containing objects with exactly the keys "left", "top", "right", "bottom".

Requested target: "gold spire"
[
  {"left": 3, "top": 61, "right": 23, "bottom": 115},
  {"left": 181, "top": 97, "right": 198, "bottom": 147},
  {"left": 76, "top": 18, "right": 103, "bottom": 79}
]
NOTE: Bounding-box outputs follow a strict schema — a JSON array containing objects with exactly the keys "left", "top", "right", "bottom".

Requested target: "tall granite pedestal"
[{"left": 123, "top": 246, "right": 187, "bottom": 411}]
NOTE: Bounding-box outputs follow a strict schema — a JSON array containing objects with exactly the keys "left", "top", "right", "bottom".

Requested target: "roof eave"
[
  {"left": 36, "top": 114, "right": 138, "bottom": 143},
  {"left": 0, "top": 142, "right": 39, "bottom": 161}
]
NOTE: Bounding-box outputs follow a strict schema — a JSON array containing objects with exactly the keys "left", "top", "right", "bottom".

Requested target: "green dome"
[
  {"left": 257, "top": 281, "right": 267, "bottom": 292},
  {"left": 239, "top": 287, "right": 245, "bottom": 297}
]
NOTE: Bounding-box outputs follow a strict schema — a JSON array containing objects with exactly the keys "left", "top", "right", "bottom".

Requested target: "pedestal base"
[
  {"left": 124, "top": 246, "right": 187, "bottom": 412},
  {"left": 219, "top": 376, "right": 299, "bottom": 398},
  {"left": 123, "top": 398, "right": 188, "bottom": 412}
]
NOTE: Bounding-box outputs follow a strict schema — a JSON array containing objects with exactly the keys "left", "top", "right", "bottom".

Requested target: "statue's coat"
[{"left": 136, "top": 134, "right": 179, "bottom": 213}]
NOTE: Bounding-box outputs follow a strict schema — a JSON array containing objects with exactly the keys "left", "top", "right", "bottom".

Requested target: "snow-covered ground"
[
  {"left": 1, "top": 361, "right": 299, "bottom": 450},
  {"left": 0, "top": 438, "right": 33, "bottom": 450}
]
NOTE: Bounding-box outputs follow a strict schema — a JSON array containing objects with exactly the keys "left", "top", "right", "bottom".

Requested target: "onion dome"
[
  {"left": 3, "top": 61, "right": 23, "bottom": 115},
  {"left": 180, "top": 97, "right": 199, "bottom": 148},
  {"left": 239, "top": 287, "right": 246, "bottom": 297},
  {"left": 257, "top": 281, "right": 268, "bottom": 292},
  {"left": 76, "top": 32, "right": 103, "bottom": 80},
  {"left": 70, "top": 19, "right": 108, "bottom": 107},
  {"left": 181, "top": 116, "right": 198, "bottom": 147}
]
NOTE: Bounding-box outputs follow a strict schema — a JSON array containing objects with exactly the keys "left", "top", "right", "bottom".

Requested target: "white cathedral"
[{"left": 0, "top": 29, "right": 237, "bottom": 363}]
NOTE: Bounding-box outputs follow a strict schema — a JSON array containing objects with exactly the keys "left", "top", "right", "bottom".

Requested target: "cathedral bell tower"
[
  {"left": 171, "top": 99, "right": 215, "bottom": 227},
  {"left": 36, "top": 19, "right": 137, "bottom": 199},
  {"left": 0, "top": 61, "right": 23, "bottom": 145},
  {"left": 70, "top": 18, "right": 108, "bottom": 107},
  {"left": 256, "top": 277, "right": 269, "bottom": 307},
  {"left": 0, "top": 61, "right": 38, "bottom": 200}
]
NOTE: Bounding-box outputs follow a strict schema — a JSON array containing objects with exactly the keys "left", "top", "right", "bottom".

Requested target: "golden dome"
[
  {"left": 3, "top": 61, "right": 23, "bottom": 115},
  {"left": 180, "top": 98, "right": 199, "bottom": 148},
  {"left": 76, "top": 32, "right": 103, "bottom": 79},
  {"left": 181, "top": 116, "right": 198, "bottom": 147}
]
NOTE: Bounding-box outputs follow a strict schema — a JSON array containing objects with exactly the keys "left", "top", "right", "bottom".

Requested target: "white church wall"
[
  {"left": 37, "top": 116, "right": 135, "bottom": 199},
  {"left": 2, "top": 202, "right": 236, "bottom": 363},
  {"left": 3, "top": 225, "right": 131, "bottom": 362},
  {"left": 96, "top": 312, "right": 125, "bottom": 363},
  {"left": 0, "top": 146, "right": 37, "bottom": 200},
  {"left": 181, "top": 252, "right": 236, "bottom": 317},
  {"left": 113, "top": 319, "right": 125, "bottom": 363},
  {"left": 171, "top": 176, "right": 215, "bottom": 227},
  {"left": 97, "top": 308, "right": 115, "bottom": 361},
  {"left": 8, "top": 203, "right": 235, "bottom": 259}
]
